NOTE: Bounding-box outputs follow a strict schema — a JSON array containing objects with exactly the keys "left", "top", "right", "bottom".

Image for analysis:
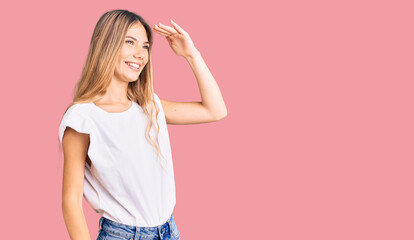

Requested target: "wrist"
[{"left": 184, "top": 49, "right": 201, "bottom": 60}]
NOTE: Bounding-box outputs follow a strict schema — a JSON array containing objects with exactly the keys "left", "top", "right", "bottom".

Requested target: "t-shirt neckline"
[{"left": 90, "top": 96, "right": 134, "bottom": 115}]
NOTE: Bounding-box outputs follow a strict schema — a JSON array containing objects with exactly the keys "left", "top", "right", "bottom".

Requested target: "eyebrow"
[{"left": 126, "top": 36, "right": 150, "bottom": 44}]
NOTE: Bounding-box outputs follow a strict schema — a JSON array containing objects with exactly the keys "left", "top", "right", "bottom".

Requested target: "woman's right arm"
[{"left": 61, "top": 127, "right": 91, "bottom": 240}]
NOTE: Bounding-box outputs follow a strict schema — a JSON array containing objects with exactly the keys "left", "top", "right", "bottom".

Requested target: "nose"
[{"left": 133, "top": 47, "right": 145, "bottom": 60}]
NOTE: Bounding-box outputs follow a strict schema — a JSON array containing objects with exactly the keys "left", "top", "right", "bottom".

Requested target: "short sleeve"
[
  {"left": 58, "top": 104, "right": 91, "bottom": 144},
  {"left": 153, "top": 93, "right": 167, "bottom": 123},
  {"left": 153, "top": 92, "right": 159, "bottom": 101},
  {"left": 153, "top": 92, "right": 162, "bottom": 108}
]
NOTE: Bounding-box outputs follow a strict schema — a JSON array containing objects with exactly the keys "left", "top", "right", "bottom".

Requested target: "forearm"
[
  {"left": 185, "top": 50, "right": 227, "bottom": 119},
  {"left": 62, "top": 202, "right": 91, "bottom": 240}
]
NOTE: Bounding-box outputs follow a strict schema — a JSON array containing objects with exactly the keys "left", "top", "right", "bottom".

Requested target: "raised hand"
[{"left": 153, "top": 19, "right": 199, "bottom": 58}]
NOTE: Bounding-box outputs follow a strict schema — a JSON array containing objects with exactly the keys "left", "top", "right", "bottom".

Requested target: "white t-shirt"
[{"left": 58, "top": 93, "right": 176, "bottom": 227}]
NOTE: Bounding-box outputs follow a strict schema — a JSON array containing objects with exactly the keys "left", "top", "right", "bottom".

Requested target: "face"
[{"left": 114, "top": 22, "right": 149, "bottom": 83}]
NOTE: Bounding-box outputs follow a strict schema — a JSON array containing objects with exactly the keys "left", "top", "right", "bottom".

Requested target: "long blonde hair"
[{"left": 58, "top": 9, "right": 167, "bottom": 172}]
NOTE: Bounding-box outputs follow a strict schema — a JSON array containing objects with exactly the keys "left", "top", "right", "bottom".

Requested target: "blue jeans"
[{"left": 97, "top": 213, "right": 181, "bottom": 240}]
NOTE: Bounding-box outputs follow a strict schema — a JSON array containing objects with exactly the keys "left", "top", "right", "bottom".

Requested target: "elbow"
[
  {"left": 214, "top": 109, "right": 227, "bottom": 121},
  {"left": 62, "top": 198, "right": 83, "bottom": 212}
]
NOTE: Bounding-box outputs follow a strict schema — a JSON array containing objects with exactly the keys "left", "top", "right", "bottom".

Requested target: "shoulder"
[
  {"left": 63, "top": 103, "right": 91, "bottom": 120},
  {"left": 59, "top": 103, "right": 93, "bottom": 144},
  {"left": 153, "top": 92, "right": 162, "bottom": 108}
]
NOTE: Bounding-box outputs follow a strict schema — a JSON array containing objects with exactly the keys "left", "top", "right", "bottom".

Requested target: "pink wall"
[{"left": 0, "top": 0, "right": 413, "bottom": 239}]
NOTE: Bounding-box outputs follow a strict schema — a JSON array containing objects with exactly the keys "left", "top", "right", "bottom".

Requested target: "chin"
[{"left": 128, "top": 76, "right": 140, "bottom": 82}]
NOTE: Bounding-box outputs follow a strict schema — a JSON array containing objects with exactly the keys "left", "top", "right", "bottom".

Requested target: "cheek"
[{"left": 121, "top": 47, "right": 131, "bottom": 57}]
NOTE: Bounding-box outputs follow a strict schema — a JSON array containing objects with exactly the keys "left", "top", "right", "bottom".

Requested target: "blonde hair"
[{"left": 58, "top": 9, "right": 167, "bottom": 173}]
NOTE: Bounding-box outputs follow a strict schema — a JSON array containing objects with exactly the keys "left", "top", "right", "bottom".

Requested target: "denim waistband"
[{"left": 98, "top": 213, "right": 175, "bottom": 239}]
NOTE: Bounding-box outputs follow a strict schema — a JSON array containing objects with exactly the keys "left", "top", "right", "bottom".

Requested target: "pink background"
[{"left": 0, "top": 0, "right": 413, "bottom": 239}]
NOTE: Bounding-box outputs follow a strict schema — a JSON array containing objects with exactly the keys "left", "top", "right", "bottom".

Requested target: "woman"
[{"left": 58, "top": 9, "right": 227, "bottom": 240}]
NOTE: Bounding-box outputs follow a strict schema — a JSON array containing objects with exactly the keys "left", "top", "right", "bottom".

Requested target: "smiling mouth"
[{"left": 125, "top": 62, "right": 140, "bottom": 71}]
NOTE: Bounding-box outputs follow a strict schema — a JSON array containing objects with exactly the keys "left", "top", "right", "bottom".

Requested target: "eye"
[
  {"left": 126, "top": 40, "right": 134, "bottom": 45},
  {"left": 144, "top": 46, "right": 150, "bottom": 49}
]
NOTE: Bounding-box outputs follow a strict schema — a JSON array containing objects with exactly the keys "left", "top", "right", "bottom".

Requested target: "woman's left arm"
[{"left": 153, "top": 20, "right": 227, "bottom": 125}]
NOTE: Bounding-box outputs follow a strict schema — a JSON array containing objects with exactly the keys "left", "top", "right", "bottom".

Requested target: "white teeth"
[{"left": 126, "top": 62, "right": 140, "bottom": 68}]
